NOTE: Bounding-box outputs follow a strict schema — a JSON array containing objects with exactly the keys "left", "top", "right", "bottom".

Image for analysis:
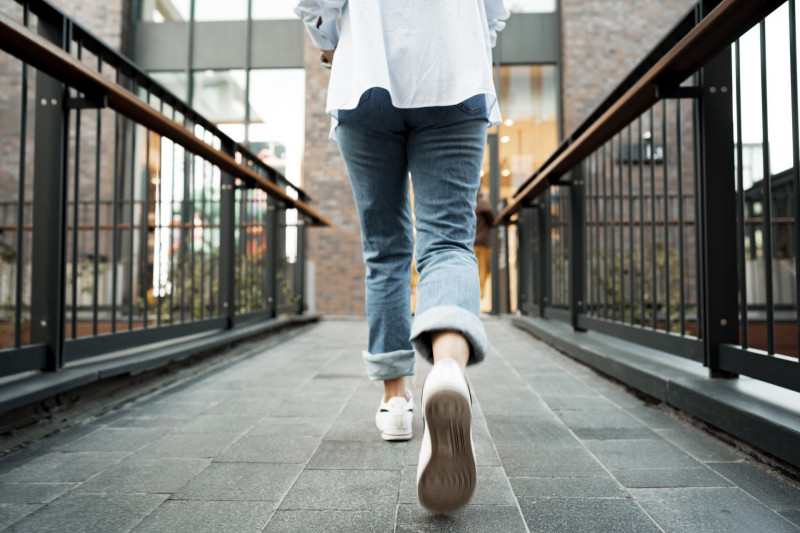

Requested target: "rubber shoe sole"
[{"left": 417, "top": 389, "right": 476, "bottom": 513}]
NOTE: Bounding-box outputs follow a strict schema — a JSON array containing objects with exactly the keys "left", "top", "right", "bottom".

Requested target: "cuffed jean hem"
[
  {"left": 362, "top": 349, "right": 417, "bottom": 381},
  {"left": 409, "top": 305, "right": 488, "bottom": 366}
]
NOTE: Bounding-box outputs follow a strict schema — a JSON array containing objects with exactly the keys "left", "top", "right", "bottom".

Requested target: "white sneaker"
[
  {"left": 375, "top": 389, "right": 414, "bottom": 441},
  {"left": 417, "top": 358, "right": 476, "bottom": 513}
]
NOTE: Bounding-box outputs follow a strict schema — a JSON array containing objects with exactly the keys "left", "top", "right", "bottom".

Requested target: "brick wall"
[
  {"left": 560, "top": 0, "right": 696, "bottom": 136},
  {"left": 301, "top": 34, "right": 366, "bottom": 316}
]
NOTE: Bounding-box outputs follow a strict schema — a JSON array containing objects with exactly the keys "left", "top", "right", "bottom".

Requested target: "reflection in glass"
[
  {"left": 505, "top": 0, "right": 557, "bottom": 13},
  {"left": 150, "top": 71, "right": 189, "bottom": 103},
  {"left": 248, "top": 69, "right": 306, "bottom": 261},
  {"left": 252, "top": 0, "right": 297, "bottom": 20},
  {"left": 493, "top": 64, "right": 558, "bottom": 197},
  {"left": 192, "top": 69, "right": 247, "bottom": 127},
  {"left": 195, "top": 0, "right": 247, "bottom": 21},
  {"left": 140, "top": 0, "right": 191, "bottom": 22}
]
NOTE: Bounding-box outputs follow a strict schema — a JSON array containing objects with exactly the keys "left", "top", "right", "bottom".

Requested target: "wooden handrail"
[
  {"left": 496, "top": 0, "right": 785, "bottom": 226},
  {"left": 0, "top": 11, "right": 331, "bottom": 227}
]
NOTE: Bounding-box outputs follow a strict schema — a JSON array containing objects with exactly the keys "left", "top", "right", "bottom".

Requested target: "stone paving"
[{"left": 0, "top": 318, "right": 799, "bottom": 532}]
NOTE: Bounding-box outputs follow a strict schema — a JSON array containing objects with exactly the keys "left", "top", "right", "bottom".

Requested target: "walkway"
[{"left": 0, "top": 319, "right": 799, "bottom": 532}]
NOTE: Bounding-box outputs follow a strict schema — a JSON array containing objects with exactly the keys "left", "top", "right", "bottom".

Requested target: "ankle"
[{"left": 383, "top": 376, "right": 407, "bottom": 402}]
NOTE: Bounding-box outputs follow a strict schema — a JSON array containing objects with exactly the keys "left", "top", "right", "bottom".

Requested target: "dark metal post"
[
  {"left": 264, "top": 198, "right": 278, "bottom": 318},
  {"left": 570, "top": 164, "right": 587, "bottom": 330},
  {"left": 488, "top": 133, "right": 501, "bottom": 315},
  {"left": 218, "top": 141, "right": 236, "bottom": 328},
  {"left": 697, "top": 47, "right": 739, "bottom": 378},
  {"left": 539, "top": 197, "right": 550, "bottom": 317},
  {"left": 296, "top": 220, "right": 306, "bottom": 315},
  {"left": 30, "top": 18, "right": 69, "bottom": 371}
]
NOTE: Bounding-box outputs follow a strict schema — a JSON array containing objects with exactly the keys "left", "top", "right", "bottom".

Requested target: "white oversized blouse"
[{"left": 294, "top": 0, "right": 510, "bottom": 141}]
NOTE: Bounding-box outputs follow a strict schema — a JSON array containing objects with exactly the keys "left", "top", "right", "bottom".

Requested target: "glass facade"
[
  {"left": 505, "top": 0, "right": 557, "bottom": 13},
  {"left": 140, "top": 0, "right": 298, "bottom": 22},
  {"left": 140, "top": 0, "right": 191, "bottom": 22}
]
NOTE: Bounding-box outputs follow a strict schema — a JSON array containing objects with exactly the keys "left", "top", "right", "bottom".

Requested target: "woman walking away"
[{"left": 295, "top": 0, "right": 509, "bottom": 514}]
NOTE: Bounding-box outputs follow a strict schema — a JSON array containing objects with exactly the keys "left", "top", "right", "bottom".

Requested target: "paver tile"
[
  {"left": 517, "top": 497, "right": 661, "bottom": 533},
  {"left": 0, "top": 483, "right": 76, "bottom": 504},
  {"left": 497, "top": 445, "right": 608, "bottom": 477},
  {"left": 585, "top": 439, "right": 702, "bottom": 470},
  {"left": 706, "top": 462, "right": 800, "bottom": 510},
  {"left": 264, "top": 510, "right": 394, "bottom": 532},
  {"left": 279, "top": 470, "right": 400, "bottom": 511},
  {"left": 132, "top": 500, "right": 274, "bottom": 532},
  {"left": 173, "top": 463, "right": 301, "bottom": 501},
  {"left": 0, "top": 452, "right": 128, "bottom": 483},
  {"left": 3, "top": 493, "right": 166, "bottom": 533},
  {"left": 0, "top": 504, "right": 40, "bottom": 530},
  {"left": 76, "top": 457, "right": 209, "bottom": 494},
  {"left": 216, "top": 435, "right": 321, "bottom": 463},
  {"left": 307, "top": 440, "right": 405, "bottom": 470},
  {"left": 657, "top": 429, "right": 744, "bottom": 462},
  {"left": 612, "top": 467, "right": 733, "bottom": 488},
  {"left": 396, "top": 504, "right": 527, "bottom": 532},
  {"left": 631, "top": 487, "right": 800, "bottom": 532},
  {"left": 510, "top": 476, "right": 625, "bottom": 498},
  {"left": 135, "top": 433, "right": 239, "bottom": 458}
]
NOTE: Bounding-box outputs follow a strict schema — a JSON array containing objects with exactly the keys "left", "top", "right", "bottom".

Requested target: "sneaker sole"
[
  {"left": 417, "top": 389, "right": 475, "bottom": 513},
  {"left": 380, "top": 431, "right": 413, "bottom": 441}
]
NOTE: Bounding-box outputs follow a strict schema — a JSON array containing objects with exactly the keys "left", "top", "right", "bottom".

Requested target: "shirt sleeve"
[
  {"left": 483, "top": 0, "right": 510, "bottom": 47},
  {"left": 293, "top": 0, "right": 347, "bottom": 50}
]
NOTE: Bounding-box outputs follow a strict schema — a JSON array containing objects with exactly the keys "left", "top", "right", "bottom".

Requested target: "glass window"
[
  {"left": 150, "top": 71, "right": 189, "bottom": 103},
  {"left": 140, "top": 0, "right": 191, "bottom": 22},
  {"left": 247, "top": 69, "right": 306, "bottom": 188},
  {"left": 194, "top": 0, "right": 248, "bottom": 21},
  {"left": 493, "top": 64, "right": 559, "bottom": 197},
  {"left": 505, "top": 0, "right": 557, "bottom": 13},
  {"left": 191, "top": 70, "right": 247, "bottom": 141},
  {"left": 252, "top": 0, "right": 297, "bottom": 20}
]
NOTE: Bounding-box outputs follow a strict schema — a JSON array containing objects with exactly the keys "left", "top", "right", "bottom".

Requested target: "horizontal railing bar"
[
  {"left": 63, "top": 317, "right": 228, "bottom": 363},
  {"left": 496, "top": 0, "right": 785, "bottom": 225},
  {"left": 719, "top": 344, "right": 800, "bottom": 393},
  {"left": 0, "top": 344, "right": 49, "bottom": 378},
  {"left": 544, "top": 306, "right": 572, "bottom": 323},
  {"left": 0, "top": 11, "right": 330, "bottom": 227},
  {"left": 577, "top": 314, "right": 705, "bottom": 362}
]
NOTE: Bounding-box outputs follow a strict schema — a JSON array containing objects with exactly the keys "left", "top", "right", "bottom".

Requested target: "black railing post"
[
  {"left": 489, "top": 133, "right": 501, "bottom": 315},
  {"left": 265, "top": 198, "right": 278, "bottom": 318},
  {"left": 30, "top": 17, "right": 69, "bottom": 371},
  {"left": 218, "top": 141, "right": 236, "bottom": 328},
  {"left": 539, "top": 197, "right": 550, "bottom": 317},
  {"left": 296, "top": 220, "right": 306, "bottom": 315},
  {"left": 697, "top": 47, "right": 739, "bottom": 378},
  {"left": 570, "top": 164, "right": 587, "bottom": 330}
]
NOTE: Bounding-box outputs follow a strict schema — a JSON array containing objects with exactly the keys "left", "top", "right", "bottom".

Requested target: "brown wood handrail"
[
  {"left": 0, "top": 12, "right": 331, "bottom": 227},
  {"left": 495, "top": 0, "right": 784, "bottom": 226}
]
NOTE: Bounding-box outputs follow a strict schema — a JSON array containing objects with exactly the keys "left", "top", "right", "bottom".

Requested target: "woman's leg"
[
  {"left": 335, "top": 89, "right": 416, "bottom": 394},
  {"left": 406, "top": 103, "right": 489, "bottom": 366}
]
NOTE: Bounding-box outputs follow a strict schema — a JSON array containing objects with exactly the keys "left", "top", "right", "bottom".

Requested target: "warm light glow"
[
  {"left": 501, "top": 136, "right": 510, "bottom": 143},
  {"left": 501, "top": 169, "right": 511, "bottom": 177},
  {"left": 480, "top": 169, "right": 485, "bottom": 177},
  {"left": 504, "top": 119, "right": 514, "bottom": 127}
]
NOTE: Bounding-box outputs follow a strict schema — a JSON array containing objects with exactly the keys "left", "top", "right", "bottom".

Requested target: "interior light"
[
  {"left": 501, "top": 169, "right": 511, "bottom": 177},
  {"left": 504, "top": 119, "right": 514, "bottom": 127},
  {"left": 501, "top": 136, "right": 510, "bottom": 143}
]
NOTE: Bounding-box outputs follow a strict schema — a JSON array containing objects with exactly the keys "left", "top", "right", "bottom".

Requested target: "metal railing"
[
  {"left": 501, "top": 0, "right": 799, "bottom": 392},
  {"left": 0, "top": 0, "right": 329, "bottom": 384}
]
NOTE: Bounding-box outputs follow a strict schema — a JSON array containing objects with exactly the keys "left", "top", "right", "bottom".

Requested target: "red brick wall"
[
  {"left": 560, "top": 0, "right": 696, "bottom": 137},
  {"left": 301, "top": 34, "right": 366, "bottom": 316}
]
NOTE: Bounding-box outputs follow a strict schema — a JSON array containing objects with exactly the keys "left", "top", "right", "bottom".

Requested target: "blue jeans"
[{"left": 336, "top": 88, "right": 489, "bottom": 382}]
